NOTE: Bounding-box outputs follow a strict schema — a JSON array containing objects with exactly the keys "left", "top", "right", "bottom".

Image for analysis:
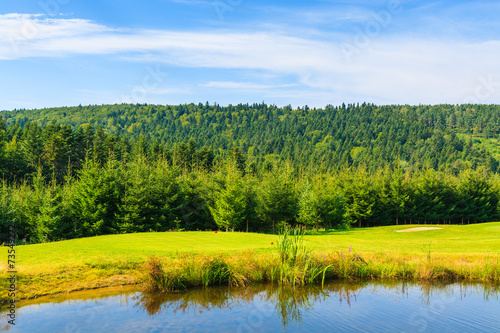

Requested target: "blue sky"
[{"left": 1, "top": 0, "right": 500, "bottom": 110}]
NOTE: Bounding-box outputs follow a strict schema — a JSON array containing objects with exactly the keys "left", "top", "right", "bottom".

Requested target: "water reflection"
[
  {"left": 132, "top": 281, "right": 500, "bottom": 330},
  {"left": 134, "top": 285, "right": 331, "bottom": 328},
  {"left": 2, "top": 281, "right": 499, "bottom": 332}
]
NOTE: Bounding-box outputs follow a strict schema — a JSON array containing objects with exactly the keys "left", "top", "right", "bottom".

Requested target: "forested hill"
[
  {"left": 3, "top": 103, "right": 500, "bottom": 242},
  {"left": 2, "top": 103, "right": 500, "bottom": 173}
]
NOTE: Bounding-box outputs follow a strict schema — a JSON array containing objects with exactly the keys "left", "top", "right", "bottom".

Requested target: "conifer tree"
[
  {"left": 314, "top": 176, "right": 346, "bottom": 229},
  {"left": 380, "top": 165, "right": 409, "bottom": 225},
  {"left": 4, "top": 135, "right": 29, "bottom": 182},
  {"left": 343, "top": 168, "right": 377, "bottom": 227},
  {"left": 0, "top": 180, "right": 14, "bottom": 241},
  {"left": 230, "top": 146, "right": 246, "bottom": 173},
  {"left": 458, "top": 168, "right": 498, "bottom": 223},
  {"left": 115, "top": 157, "right": 146, "bottom": 233},
  {"left": 36, "top": 176, "right": 61, "bottom": 242},
  {"left": 71, "top": 157, "right": 122, "bottom": 236},
  {"left": 21, "top": 122, "right": 44, "bottom": 170},
  {"left": 297, "top": 183, "right": 320, "bottom": 230},
  {"left": 0, "top": 119, "right": 7, "bottom": 176},
  {"left": 241, "top": 173, "right": 259, "bottom": 232},
  {"left": 258, "top": 162, "right": 298, "bottom": 233},
  {"left": 209, "top": 162, "right": 246, "bottom": 232},
  {"left": 24, "top": 167, "right": 44, "bottom": 242}
]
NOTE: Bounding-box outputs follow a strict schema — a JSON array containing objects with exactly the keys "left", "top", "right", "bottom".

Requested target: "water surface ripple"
[{"left": 1, "top": 281, "right": 499, "bottom": 332}]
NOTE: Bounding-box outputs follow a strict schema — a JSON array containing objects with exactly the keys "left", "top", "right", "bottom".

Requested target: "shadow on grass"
[{"left": 303, "top": 227, "right": 363, "bottom": 236}]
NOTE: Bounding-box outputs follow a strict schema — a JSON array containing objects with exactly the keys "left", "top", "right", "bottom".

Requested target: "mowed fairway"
[
  {"left": 9, "top": 232, "right": 277, "bottom": 272},
  {"left": 305, "top": 223, "right": 500, "bottom": 255},
  {"left": 1, "top": 223, "right": 499, "bottom": 301},
  {"left": 7, "top": 222, "right": 500, "bottom": 274}
]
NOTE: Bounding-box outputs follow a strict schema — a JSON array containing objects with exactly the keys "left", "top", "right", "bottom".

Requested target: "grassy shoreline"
[
  {"left": 2, "top": 223, "right": 500, "bottom": 303},
  {"left": 141, "top": 250, "right": 500, "bottom": 293}
]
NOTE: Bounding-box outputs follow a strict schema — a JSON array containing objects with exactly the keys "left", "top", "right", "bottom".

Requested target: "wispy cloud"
[
  {"left": 147, "top": 87, "right": 193, "bottom": 95},
  {"left": 0, "top": 13, "right": 108, "bottom": 43},
  {"left": 257, "top": 5, "right": 375, "bottom": 26},
  {"left": 2, "top": 12, "right": 500, "bottom": 105},
  {"left": 201, "top": 81, "right": 297, "bottom": 90}
]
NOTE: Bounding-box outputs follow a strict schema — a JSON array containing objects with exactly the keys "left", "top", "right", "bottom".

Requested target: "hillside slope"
[{"left": 2, "top": 103, "right": 499, "bottom": 172}]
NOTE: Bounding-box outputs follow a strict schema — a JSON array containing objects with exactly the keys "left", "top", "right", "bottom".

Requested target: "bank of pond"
[
  {"left": 2, "top": 227, "right": 500, "bottom": 305},
  {"left": 141, "top": 250, "right": 500, "bottom": 294}
]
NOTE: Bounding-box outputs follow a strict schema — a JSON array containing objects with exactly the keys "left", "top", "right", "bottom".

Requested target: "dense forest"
[
  {"left": 1, "top": 103, "right": 500, "bottom": 243},
  {"left": 3, "top": 102, "right": 500, "bottom": 174}
]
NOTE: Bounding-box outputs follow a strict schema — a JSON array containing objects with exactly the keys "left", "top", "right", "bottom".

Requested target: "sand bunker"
[{"left": 395, "top": 227, "right": 443, "bottom": 232}]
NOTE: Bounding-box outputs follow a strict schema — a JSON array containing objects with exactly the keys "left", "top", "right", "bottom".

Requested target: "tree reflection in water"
[
  {"left": 132, "top": 281, "right": 500, "bottom": 330},
  {"left": 132, "top": 281, "right": 372, "bottom": 329}
]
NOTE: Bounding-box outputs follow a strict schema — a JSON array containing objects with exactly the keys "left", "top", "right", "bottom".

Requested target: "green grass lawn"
[
  {"left": 2, "top": 222, "right": 499, "bottom": 301},
  {"left": 7, "top": 222, "right": 500, "bottom": 273},
  {"left": 10, "top": 231, "right": 277, "bottom": 272},
  {"left": 305, "top": 223, "right": 500, "bottom": 255}
]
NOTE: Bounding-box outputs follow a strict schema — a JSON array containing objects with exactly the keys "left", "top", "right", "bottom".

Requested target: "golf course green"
[{"left": 2, "top": 223, "right": 499, "bottom": 303}]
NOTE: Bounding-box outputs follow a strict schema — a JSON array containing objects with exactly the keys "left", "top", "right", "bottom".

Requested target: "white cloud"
[
  {"left": 2, "top": 13, "right": 500, "bottom": 105},
  {"left": 259, "top": 5, "right": 375, "bottom": 26},
  {"left": 0, "top": 13, "right": 108, "bottom": 43}
]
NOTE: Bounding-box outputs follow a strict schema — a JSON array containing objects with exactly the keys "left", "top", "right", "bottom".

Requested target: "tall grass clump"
[
  {"left": 331, "top": 249, "right": 369, "bottom": 279},
  {"left": 273, "top": 225, "right": 331, "bottom": 286},
  {"left": 276, "top": 225, "right": 308, "bottom": 265},
  {"left": 201, "top": 256, "right": 246, "bottom": 287},
  {"left": 143, "top": 255, "right": 247, "bottom": 293},
  {"left": 143, "top": 256, "right": 167, "bottom": 292},
  {"left": 143, "top": 256, "right": 187, "bottom": 292}
]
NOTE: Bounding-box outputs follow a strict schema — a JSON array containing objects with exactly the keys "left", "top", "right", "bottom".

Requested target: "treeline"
[
  {"left": 2, "top": 103, "right": 499, "bottom": 173},
  {"left": 1, "top": 104, "right": 500, "bottom": 244},
  {"left": 1, "top": 154, "right": 498, "bottom": 244},
  {"left": 0, "top": 120, "right": 218, "bottom": 183}
]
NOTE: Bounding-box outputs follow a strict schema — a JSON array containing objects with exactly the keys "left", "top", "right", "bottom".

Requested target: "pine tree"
[
  {"left": 314, "top": 176, "right": 346, "bottom": 229},
  {"left": 0, "top": 180, "right": 14, "bottom": 241},
  {"left": 71, "top": 157, "right": 122, "bottom": 236},
  {"left": 230, "top": 146, "right": 246, "bottom": 173},
  {"left": 258, "top": 162, "right": 298, "bottom": 233},
  {"left": 297, "top": 183, "right": 320, "bottom": 230},
  {"left": 21, "top": 122, "right": 44, "bottom": 170},
  {"left": 0, "top": 119, "right": 7, "bottom": 177},
  {"left": 458, "top": 168, "right": 498, "bottom": 223},
  {"left": 343, "top": 168, "right": 377, "bottom": 227},
  {"left": 36, "top": 176, "right": 61, "bottom": 242},
  {"left": 115, "top": 157, "right": 146, "bottom": 233},
  {"left": 209, "top": 162, "right": 246, "bottom": 232},
  {"left": 383, "top": 165, "right": 409, "bottom": 225},
  {"left": 24, "top": 167, "right": 45, "bottom": 242}
]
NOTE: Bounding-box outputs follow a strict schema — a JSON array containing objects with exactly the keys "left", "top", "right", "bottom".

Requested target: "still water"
[{"left": 1, "top": 281, "right": 499, "bottom": 332}]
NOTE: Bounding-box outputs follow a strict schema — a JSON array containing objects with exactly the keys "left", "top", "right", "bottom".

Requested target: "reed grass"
[
  {"left": 271, "top": 226, "right": 331, "bottom": 287},
  {"left": 139, "top": 248, "right": 500, "bottom": 295},
  {"left": 141, "top": 227, "right": 500, "bottom": 294},
  {"left": 3, "top": 248, "right": 498, "bottom": 304}
]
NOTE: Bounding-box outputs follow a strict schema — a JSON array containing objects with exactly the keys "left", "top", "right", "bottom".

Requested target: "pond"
[{"left": 1, "top": 281, "right": 499, "bottom": 332}]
